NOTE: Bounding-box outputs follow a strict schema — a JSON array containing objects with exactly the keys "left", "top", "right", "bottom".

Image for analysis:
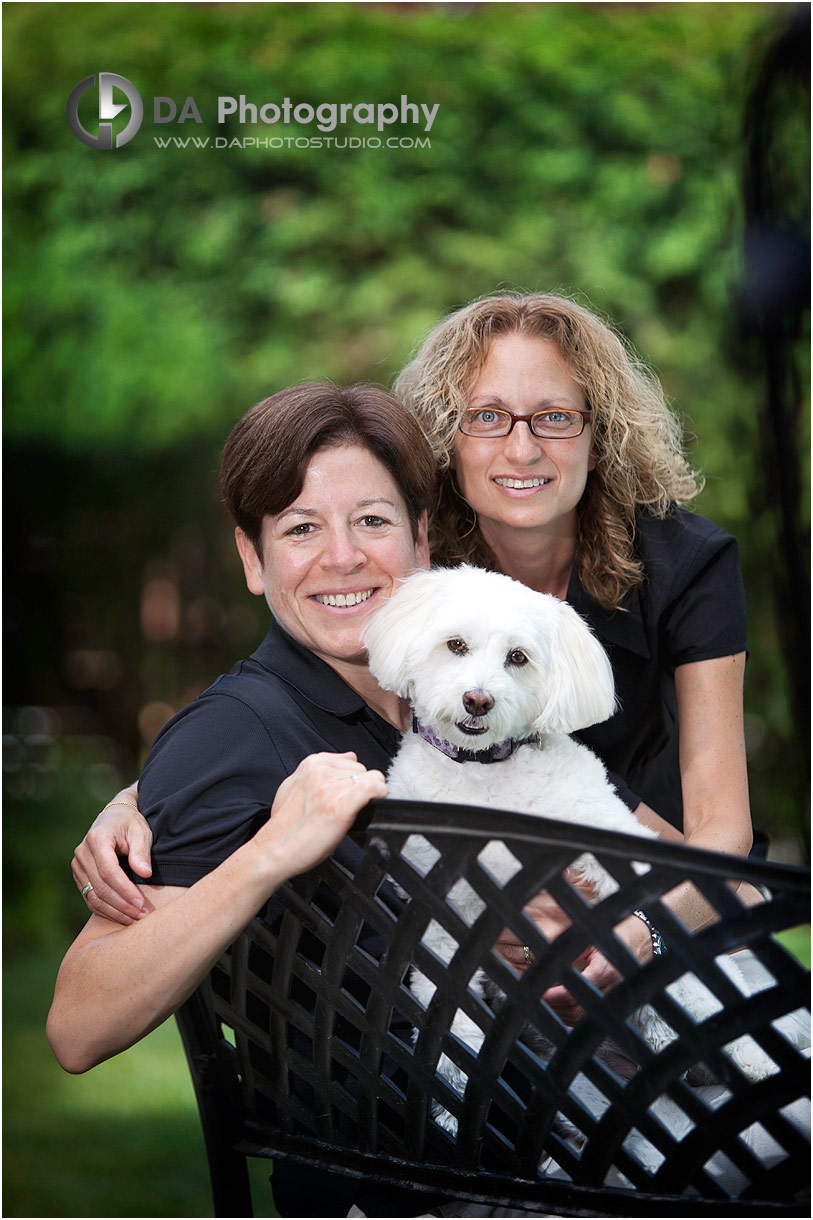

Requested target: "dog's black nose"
[{"left": 463, "top": 689, "right": 494, "bottom": 716}]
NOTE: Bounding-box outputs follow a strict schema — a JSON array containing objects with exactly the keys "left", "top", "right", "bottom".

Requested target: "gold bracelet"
[{"left": 104, "top": 800, "right": 140, "bottom": 812}]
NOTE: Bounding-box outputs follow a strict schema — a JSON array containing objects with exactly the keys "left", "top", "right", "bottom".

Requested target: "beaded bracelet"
[{"left": 633, "top": 908, "right": 666, "bottom": 956}]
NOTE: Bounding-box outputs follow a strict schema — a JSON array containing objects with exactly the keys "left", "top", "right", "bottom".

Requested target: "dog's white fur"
[{"left": 363, "top": 565, "right": 775, "bottom": 1150}]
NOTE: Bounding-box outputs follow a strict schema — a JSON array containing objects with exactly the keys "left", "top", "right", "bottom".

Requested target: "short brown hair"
[{"left": 220, "top": 382, "right": 436, "bottom": 555}]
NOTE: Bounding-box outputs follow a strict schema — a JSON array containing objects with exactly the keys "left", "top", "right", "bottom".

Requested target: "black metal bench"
[{"left": 176, "top": 800, "right": 810, "bottom": 1217}]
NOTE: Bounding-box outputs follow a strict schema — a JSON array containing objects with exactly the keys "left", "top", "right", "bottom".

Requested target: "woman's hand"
[
  {"left": 537, "top": 913, "right": 653, "bottom": 1023},
  {"left": 71, "top": 753, "right": 386, "bottom": 927},
  {"left": 494, "top": 887, "right": 574, "bottom": 967},
  {"left": 494, "top": 889, "right": 653, "bottom": 1025},
  {"left": 71, "top": 786, "right": 153, "bottom": 925},
  {"left": 255, "top": 752, "right": 387, "bottom": 878}
]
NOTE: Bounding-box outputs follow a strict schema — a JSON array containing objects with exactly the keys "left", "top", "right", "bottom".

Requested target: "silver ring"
[
  {"left": 350, "top": 773, "right": 360, "bottom": 785},
  {"left": 523, "top": 945, "right": 532, "bottom": 966},
  {"left": 81, "top": 882, "right": 94, "bottom": 899}
]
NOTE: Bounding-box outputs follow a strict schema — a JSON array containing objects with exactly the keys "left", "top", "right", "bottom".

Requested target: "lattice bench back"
[{"left": 176, "top": 800, "right": 810, "bottom": 1217}]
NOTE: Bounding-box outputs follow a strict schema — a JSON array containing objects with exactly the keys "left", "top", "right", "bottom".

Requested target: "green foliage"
[{"left": 3, "top": 2, "right": 794, "bottom": 449}]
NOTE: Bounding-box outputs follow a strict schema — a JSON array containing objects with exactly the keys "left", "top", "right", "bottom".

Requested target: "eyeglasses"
[{"left": 459, "top": 407, "right": 592, "bottom": 440}]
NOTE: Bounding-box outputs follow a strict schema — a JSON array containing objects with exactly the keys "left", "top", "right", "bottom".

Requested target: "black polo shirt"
[
  {"left": 570, "top": 508, "right": 748, "bottom": 833},
  {"left": 137, "top": 624, "right": 444, "bottom": 1216},
  {"left": 137, "top": 620, "right": 402, "bottom": 885}
]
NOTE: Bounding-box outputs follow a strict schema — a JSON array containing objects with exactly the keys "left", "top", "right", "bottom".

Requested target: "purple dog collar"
[{"left": 412, "top": 715, "right": 538, "bottom": 764}]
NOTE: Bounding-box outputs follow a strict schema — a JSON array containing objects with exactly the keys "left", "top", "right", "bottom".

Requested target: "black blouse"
[{"left": 569, "top": 508, "right": 748, "bottom": 834}]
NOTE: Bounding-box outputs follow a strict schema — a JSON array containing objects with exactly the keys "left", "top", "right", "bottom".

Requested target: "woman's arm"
[
  {"left": 641, "top": 651, "right": 756, "bottom": 934},
  {"left": 72, "top": 785, "right": 153, "bottom": 924},
  {"left": 617, "top": 656, "right": 758, "bottom": 934},
  {"left": 497, "top": 653, "right": 757, "bottom": 1020},
  {"left": 48, "top": 753, "right": 386, "bottom": 1074},
  {"left": 675, "top": 652, "right": 752, "bottom": 855}
]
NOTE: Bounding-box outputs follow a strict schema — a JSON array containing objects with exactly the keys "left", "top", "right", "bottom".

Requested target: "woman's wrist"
[
  {"left": 619, "top": 912, "right": 656, "bottom": 963},
  {"left": 632, "top": 909, "right": 665, "bottom": 957},
  {"left": 226, "top": 835, "right": 291, "bottom": 909}
]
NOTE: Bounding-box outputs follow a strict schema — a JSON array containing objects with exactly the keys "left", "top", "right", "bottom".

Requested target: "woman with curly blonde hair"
[
  {"left": 395, "top": 292, "right": 761, "bottom": 1011},
  {"left": 395, "top": 292, "right": 702, "bottom": 608}
]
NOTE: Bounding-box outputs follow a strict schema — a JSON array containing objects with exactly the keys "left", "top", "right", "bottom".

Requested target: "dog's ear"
[
  {"left": 533, "top": 601, "right": 616, "bottom": 733},
  {"left": 362, "top": 569, "right": 438, "bottom": 698}
]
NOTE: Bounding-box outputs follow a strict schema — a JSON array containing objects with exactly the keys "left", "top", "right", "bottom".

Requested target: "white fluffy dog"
[{"left": 362, "top": 565, "right": 774, "bottom": 1139}]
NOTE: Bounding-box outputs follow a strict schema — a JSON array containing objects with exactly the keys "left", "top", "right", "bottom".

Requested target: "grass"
[
  {"left": 3, "top": 948, "right": 276, "bottom": 1218},
  {"left": 776, "top": 924, "right": 811, "bottom": 968}
]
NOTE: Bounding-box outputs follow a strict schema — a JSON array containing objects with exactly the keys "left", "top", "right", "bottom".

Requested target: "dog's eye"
[
  {"left": 447, "top": 638, "right": 468, "bottom": 655},
  {"left": 506, "top": 648, "right": 529, "bottom": 666}
]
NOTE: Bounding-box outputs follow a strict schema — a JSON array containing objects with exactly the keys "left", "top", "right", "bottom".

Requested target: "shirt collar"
[
  {"left": 251, "top": 619, "right": 371, "bottom": 716},
  {"left": 566, "top": 566, "right": 651, "bottom": 659}
]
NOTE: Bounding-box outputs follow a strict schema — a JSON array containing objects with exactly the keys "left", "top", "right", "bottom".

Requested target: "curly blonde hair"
[{"left": 394, "top": 293, "right": 703, "bottom": 611}]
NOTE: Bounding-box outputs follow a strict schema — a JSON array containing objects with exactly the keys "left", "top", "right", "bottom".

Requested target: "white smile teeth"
[
  {"left": 314, "top": 589, "right": 374, "bottom": 607},
  {"left": 495, "top": 477, "right": 550, "bottom": 489}
]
